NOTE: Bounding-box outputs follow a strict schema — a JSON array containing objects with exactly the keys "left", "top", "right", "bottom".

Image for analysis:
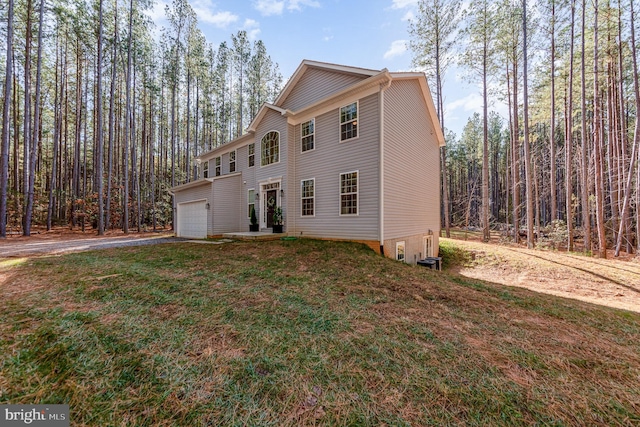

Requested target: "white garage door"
[{"left": 177, "top": 200, "right": 208, "bottom": 238}]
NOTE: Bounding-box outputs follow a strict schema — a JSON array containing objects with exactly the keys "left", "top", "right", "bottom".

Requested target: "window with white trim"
[
  {"left": 214, "top": 156, "right": 221, "bottom": 176},
  {"left": 261, "top": 131, "right": 279, "bottom": 166},
  {"left": 301, "top": 119, "right": 315, "bottom": 152},
  {"left": 229, "top": 150, "right": 236, "bottom": 173},
  {"left": 340, "top": 102, "right": 358, "bottom": 141},
  {"left": 248, "top": 143, "right": 255, "bottom": 167},
  {"left": 248, "top": 189, "right": 255, "bottom": 219},
  {"left": 396, "top": 241, "right": 406, "bottom": 262},
  {"left": 301, "top": 179, "right": 315, "bottom": 217},
  {"left": 339, "top": 171, "right": 358, "bottom": 215},
  {"left": 202, "top": 161, "right": 209, "bottom": 178}
]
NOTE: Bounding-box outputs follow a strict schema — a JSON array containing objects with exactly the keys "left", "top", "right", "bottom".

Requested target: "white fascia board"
[
  {"left": 197, "top": 133, "right": 254, "bottom": 162},
  {"left": 274, "top": 60, "right": 380, "bottom": 107},
  {"left": 170, "top": 178, "right": 213, "bottom": 194}
]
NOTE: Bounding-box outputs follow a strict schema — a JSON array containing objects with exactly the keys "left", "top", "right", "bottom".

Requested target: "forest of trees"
[
  {"left": 0, "top": 0, "right": 282, "bottom": 237},
  {"left": 410, "top": 0, "right": 640, "bottom": 257}
]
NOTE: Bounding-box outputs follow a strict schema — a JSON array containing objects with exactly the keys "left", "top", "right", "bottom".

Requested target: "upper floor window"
[
  {"left": 202, "top": 161, "right": 209, "bottom": 178},
  {"left": 248, "top": 143, "right": 255, "bottom": 167},
  {"left": 301, "top": 179, "right": 315, "bottom": 217},
  {"left": 215, "top": 156, "right": 221, "bottom": 176},
  {"left": 301, "top": 119, "right": 315, "bottom": 152},
  {"left": 340, "top": 171, "right": 358, "bottom": 215},
  {"left": 229, "top": 150, "right": 236, "bottom": 173},
  {"left": 340, "top": 102, "right": 358, "bottom": 141},
  {"left": 261, "top": 131, "right": 280, "bottom": 166}
]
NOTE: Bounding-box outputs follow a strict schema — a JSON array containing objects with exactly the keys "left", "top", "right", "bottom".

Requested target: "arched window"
[{"left": 261, "top": 131, "right": 280, "bottom": 166}]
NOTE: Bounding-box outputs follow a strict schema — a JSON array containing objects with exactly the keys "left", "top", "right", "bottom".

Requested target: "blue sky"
[{"left": 146, "top": 0, "right": 494, "bottom": 138}]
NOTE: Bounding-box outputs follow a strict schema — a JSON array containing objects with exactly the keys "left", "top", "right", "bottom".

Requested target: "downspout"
[{"left": 379, "top": 77, "right": 392, "bottom": 255}]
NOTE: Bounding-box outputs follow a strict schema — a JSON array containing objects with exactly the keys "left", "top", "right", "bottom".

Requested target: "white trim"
[
  {"left": 229, "top": 149, "right": 236, "bottom": 173},
  {"left": 396, "top": 241, "right": 406, "bottom": 262},
  {"left": 214, "top": 156, "right": 221, "bottom": 176},
  {"left": 300, "top": 178, "right": 315, "bottom": 218},
  {"left": 339, "top": 101, "right": 359, "bottom": 143},
  {"left": 176, "top": 198, "right": 208, "bottom": 239},
  {"left": 260, "top": 130, "right": 281, "bottom": 168},
  {"left": 339, "top": 170, "right": 359, "bottom": 216},
  {"left": 247, "top": 188, "right": 255, "bottom": 219},
  {"left": 248, "top": 143, "right": 255, "bottom": 168},
  {"left": 301, "top": 118, "right": 316, "bottom": 153},
  {"left": 379, "top": 80, "right": 391, "bottom": 251},
  {"left": 259, "top": 178, "right": 282, "bottom": 228}
]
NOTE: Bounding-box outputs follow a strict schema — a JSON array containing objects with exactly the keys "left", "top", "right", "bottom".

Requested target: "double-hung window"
[
  {"left": 202, "top": 161, "right": 209, "bottom": 178},
  {"left": 248, "top": 143, "right": 255, "bottom": 167},
  {"left": 301, "top": 179, "right": 315, "bottom": 217},
  {"left": 301, "top": 119, "right": 315, "bottom": 152},
  {"left": 248, "top": 189, "right": 255, "bottom": 219},
  {"left": 340, "top": 171, "right": 358, "bottom": 215},
  {"left": 215, "top": 157, "right": 221, "bottom": 176},
  {"left": 229, "top": 150, "right": 236, "bottom": 173},
  {"left": 340, "top": 102, "right": 358, "bottom": 141},
  {"left": 261, "top": 131, "right": 279, "bottom": 166}
]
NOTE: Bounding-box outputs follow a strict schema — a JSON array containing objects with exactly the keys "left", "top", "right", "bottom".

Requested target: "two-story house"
[{"left": 170, "top": 60, "right": 445, "bottom": 263}]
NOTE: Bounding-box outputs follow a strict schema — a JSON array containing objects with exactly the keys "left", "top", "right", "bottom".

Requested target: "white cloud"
[
  {"left": 144, "top": 0, "right": 170, "bottom": 26},
  {"left": 383, "top": 40, "right": 408, "bottom": 60},
  {"left": 445, "top": 92, "right": 483, "bottom": 114},
  {"left": 391, "top": 0, "right": 419, "bottom": 9},
  {"left": 402, "top": 10, "right": 414, "bottom": 21},
  {"left": 198, "top": 10, "right": 239, "bottom": 27},
  {"left": 254, "top": 0, "right": 320, "bottom": 16},
  {"left": 288, "top": 0, "right": 321, "bottom": 11},
  {"left": 255, "top": 0, "right": 285, "bottom": 15},
  {"left": 243, "top": 19, "right": 262, "bottom": 40}
]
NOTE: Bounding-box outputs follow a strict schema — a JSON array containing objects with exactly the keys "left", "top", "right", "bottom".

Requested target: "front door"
[{"left": 266, "top": 190, "right": 277, "bottom": 228}]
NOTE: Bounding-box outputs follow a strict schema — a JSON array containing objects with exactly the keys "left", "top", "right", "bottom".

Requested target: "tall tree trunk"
[
  {"left": 580, "top": 0, "right": 592, "bottom": 252},
  {"left": 106, "top": 2, "right": 117, "bottom": 230},
  {"left": 22, "top": 0, "right": 33, "bottom": 234},
  {"left": 522, "top": 0, "right": 534, "bottom": 248},
  {"left": 123, "top": 0, "right": 134, "bottom": 233},
  {"left": 593, "top": 0, "right": 607, "bottom": 258},
  {"left": 482, "top": 6, "right": 490, "bottom": 242},
  {"left": 96, "top": 0, "right": 105, "bottom": 234},
  {"left": 0, "top": 0, "right": 13, "bottom": 237},
  {"left": 48, "top": 34, "right": 61, "bottom": 231},
  {"left": 566, "top": 0, "right": 576, "bottom": 251},
  {"left": 550, "top": 0, "right": 557, "bottom": 222},
  {"left": 24, "top": 0, "right": 45, "bottom": 236},
  {"left": 615, "top": 0, "right": 640, "bottom": 256}
]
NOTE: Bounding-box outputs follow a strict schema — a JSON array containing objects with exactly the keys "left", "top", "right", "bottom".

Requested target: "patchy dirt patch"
[{"left": 445, "top": 238, "right": 640, "bottom": 313}]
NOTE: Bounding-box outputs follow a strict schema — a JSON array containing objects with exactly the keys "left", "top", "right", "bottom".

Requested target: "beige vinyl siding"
[
  {"left": 281, "top": 68, "right": 368, "bottom": 112},
  {"left": 292, "top": 93, "right": 380, "bottom": 240},
  {"left": 173, "top": 182, "right": 213, "bottom": 235},
  {"left": 212, "top": 174, "right": 242, "bottom": 234},
  {"left": 254, "top": 109, "right": 289, "bottom": 229},
  {"left": 383, "top": 79, "right": 440, "bottom": 246},
  {"left": 236, "top": 143, "right": 256, "bottom": 222}
]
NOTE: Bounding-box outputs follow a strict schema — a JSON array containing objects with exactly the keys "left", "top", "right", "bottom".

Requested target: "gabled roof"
[
  {"left": 273, "top": 60, "right": 380, "bottom": 108},
  {"left": 195, "top": 60, "right": 445, "bottom": 162}
]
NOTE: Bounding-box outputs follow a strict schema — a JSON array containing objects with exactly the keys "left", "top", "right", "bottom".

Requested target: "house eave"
[
  {"left": 196, "top": 133, "right": 254, "bottom": 162},
  {"left": 169, "top": 178, "right": 213, "bottom": 195}
]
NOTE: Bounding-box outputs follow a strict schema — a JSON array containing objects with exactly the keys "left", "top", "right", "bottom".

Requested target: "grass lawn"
[{"left": 1, "top": 239, "right": 639, "bottom": 426}]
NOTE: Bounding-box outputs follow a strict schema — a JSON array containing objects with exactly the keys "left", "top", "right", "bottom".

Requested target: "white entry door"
[{"left": 177, "top": 200, "right": 208, "bottom": 238}]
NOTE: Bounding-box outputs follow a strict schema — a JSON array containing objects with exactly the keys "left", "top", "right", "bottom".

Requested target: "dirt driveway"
[
  {"left": 446, "top": 238, "right": 640, "bottom": 313},
  {"left": 0, "top": 230, "right": 180, "bottom": 257}
]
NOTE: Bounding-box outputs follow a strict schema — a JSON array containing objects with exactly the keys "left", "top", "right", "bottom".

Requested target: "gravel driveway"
[{"left": 0, "top": 234, "right": 185, "bottom": 257}]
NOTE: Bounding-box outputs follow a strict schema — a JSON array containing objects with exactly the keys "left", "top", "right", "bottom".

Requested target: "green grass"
[{"left": 1, "top": 239, "right": 639, "bottom": 426}]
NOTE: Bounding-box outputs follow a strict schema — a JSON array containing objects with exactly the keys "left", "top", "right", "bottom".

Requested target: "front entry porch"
[{"left": 222, "top": 231, "right": 286, "bottom": 241}]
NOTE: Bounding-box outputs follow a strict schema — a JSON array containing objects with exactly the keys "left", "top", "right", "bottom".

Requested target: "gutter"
[{"left": 379, "top": 78, "right": 392, "bottom": 255}]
